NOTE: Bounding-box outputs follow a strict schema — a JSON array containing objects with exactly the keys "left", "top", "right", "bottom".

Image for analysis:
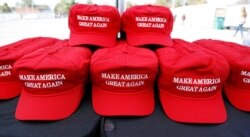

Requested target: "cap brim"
[
  {"left": 160, "top": 89, "right": 227, "bottom": 124},
  {"left": 224, "top": 85, "right": 250, "bottom": 112},
  {"left": 15, "top": 84, "right": 83, "bottom": 120},
  {"left": 92, "top": 86, "right": 155, "bottom": 116},
  {"left": 69, "top": 32, "right": 116, "bottom": 47},
  {"left": 0, "top": 82, "right": 21, "bottom": 99},
  {"left": 127, "top": 33, "right": 173, "bottom": 47}
]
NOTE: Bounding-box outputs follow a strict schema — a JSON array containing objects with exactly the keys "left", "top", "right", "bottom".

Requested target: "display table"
[
  {"left": 0, "top": 85, "right": 101, "bottom": 137},
  {"left": 101, "top": 96, "right": 250, "bottom": 137},
  {"left": 1, "top": 89, "right": 250, "bottom": 137}
]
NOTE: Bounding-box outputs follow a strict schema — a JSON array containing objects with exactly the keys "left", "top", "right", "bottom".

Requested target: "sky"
[
  {"left": 0, "top": 0, "right": 242, "bottom": 9},
  {"left": 0, "top": 0, "right": 116, "bottom": 9}
]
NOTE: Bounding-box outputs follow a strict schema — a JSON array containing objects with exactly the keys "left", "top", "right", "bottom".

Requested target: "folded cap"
[
  {"left": 122, "top": 5, "right": 173, "bottom": 47},
  {"left": 13, "top": 41, "right": 92, "bottom": 120},
  {"left": 156, "top": 39, "right": 229, "bottom": 123},
  {"left": 68, "top": 4, "right": 121, "bottom": 47},
  {"left": 91, "top": 40, "right": 158, "bottom": 116},
  {"left": 194, "top": 39, "right": 250, "bottom": 112},
  {"left": 0, "top": 37, "right": 59, "bottom": 99}
]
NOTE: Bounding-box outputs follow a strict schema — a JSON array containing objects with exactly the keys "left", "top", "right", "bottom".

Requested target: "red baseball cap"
[
  {"left": 122, "top": 5, "right": 174, "bottom": 47},
  {"left": 91, "top": 40, "right": 158, "bottom": 116},
  {"left": 0, "top": 37, "right": 59, "bottom": 99},
  {"left": 13, "top": 41, "right": 92, "bottom": 120},
  {"left": 156, "top": 39, "right": 229, "bottom": 123},
  {"left": 68, "top": 4, "right": 121, "bottom": 47},
  {"left": 194, "top": 39, "right": 250, "bottom": 112}
]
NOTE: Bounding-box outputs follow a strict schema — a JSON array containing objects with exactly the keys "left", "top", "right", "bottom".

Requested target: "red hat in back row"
[
  {"left": 68, "top": 4, "right": 174, "bottom": 47},
  {"left": 68, "top": 4, "right": 121, "bottom": 47},
  {"left": 122, "top": 5, "right": 174, "bottom": 47}
]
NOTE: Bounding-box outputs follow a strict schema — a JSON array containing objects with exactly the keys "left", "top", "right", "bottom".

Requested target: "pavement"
[{"left": 0, "top": 18, "right": 247, "bottom": 47}]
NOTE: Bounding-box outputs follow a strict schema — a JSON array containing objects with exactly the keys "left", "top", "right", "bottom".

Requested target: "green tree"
[
  {"left": 186, "top": 0, "right": 206, "bottom": 5},
  {"left": 155, "top": 0, "right": 172, "bottom": 7},
  {"left": 54, "top": 0, "right": 75, "bottom": 15},
  {"left": 86, "top": 0, "right": 93, "bottom": 4},
  {"left": 21, "top": 0, "right": 33, "bottom": 8},
  {"left": 0, "top": 3, "right": 12, "bottom": 13},
  {"left": 175, "top": 0, "right": 183, "bottom": 7},
  {"left": 126, "top": 1, "right": 133, "bottom": 9}
]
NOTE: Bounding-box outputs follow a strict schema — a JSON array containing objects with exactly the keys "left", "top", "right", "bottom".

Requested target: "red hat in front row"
[
  {"left": 91, "top": 40, "right": 158, "bottom": 116},
  {"left": 122, "top": 5, "right": 174, "bottom": 47},
  {"left": 156, "top": 39, "right": 229, "bottom": 124},
  {"left": 194, "top": 39, "right": 250, "bottom": 112},
  {"left": 68, "top": 4, "right": 121, "bottom": 47},
  {"left": 13, "top": 41, "right": 92, "bottom": 120},
  {"left": 0, "top": 37, "right": 59, "bottom": 99}
]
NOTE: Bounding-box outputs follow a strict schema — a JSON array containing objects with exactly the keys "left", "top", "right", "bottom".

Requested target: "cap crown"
[
  {"left": 0, "top": 37, "right": 59, "bottom": 83},
  {"left": 194, "top": 39, "right": 250, "bottom": 91},
  {"left": 122, "top": 5, "right": 173, "bottom": 35},
  {"left": 91, "top": 41, "right": 158, "bottom": 93},
  {"left": 157, "top": 39, "right": 229, "bottom": 98},
  {"left": 14, "top": 44, "right": 91, "bottom": 95},
  {"left": 69, "top": 4, "right": 120, "bottom": 35}
]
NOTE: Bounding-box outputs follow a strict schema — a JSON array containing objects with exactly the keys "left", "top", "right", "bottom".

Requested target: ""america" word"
[
  {"left": 19, "top": 74, "right": 66, "bottom": 81},
  {"left": 135, "top": 17, "right": 167, "bottom": 22},
  {"left": 101, "top": 73, "right": 148, "bottom": 80},
  {"left": 77, "top": 15, "right": 110, "bottom": 22},
  {"left": 173, "top": 77, "right": 221, "bottom": 85}
]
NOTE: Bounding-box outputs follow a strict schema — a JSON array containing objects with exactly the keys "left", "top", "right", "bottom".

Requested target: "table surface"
[
  {"left": 0, "top": 87, "right": 101, "bottom": 137},
  {"left": 102, "top": 96, "right": 250, "bottom": 137}
]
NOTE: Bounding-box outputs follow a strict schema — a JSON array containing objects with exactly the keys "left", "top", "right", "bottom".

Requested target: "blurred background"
[{"left": 0, "top": 0, "right": 250, "bottom": 46}]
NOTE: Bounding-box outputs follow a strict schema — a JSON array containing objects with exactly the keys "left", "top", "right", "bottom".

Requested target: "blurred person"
[
  {"left": 181, "top": 14, "right": 186, "bottom": 25},
  {"left": 233, "top": 7, "right": 247, "bottom": 38}
]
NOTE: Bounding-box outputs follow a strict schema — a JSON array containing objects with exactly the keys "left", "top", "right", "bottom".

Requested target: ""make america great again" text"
[
  {"left": 173, "top": 77, "right": 221, "bottom": 92},
  {"left": 19, "top": 74, "right": 66, "bottom": 89},
  {"left": 0, "top": 64, "right": 12, "bottom": 77},
  {"left": 101, "top": 73, "right": 148, "bottom": 88}
]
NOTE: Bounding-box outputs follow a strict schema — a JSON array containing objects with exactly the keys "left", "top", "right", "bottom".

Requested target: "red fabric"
[
  {"left": 15, "top": 85, "right": 83, "bottom": 120},
  {"left": 68, "top": 4, "right": 120, "bottom": 47},
  {"left": 122, "top": 5, "right": 173, "bottom": 47},
  {"left": 0, "top": 37, "right": 59, "bottom": 99},
  {"left": 91, "top": 40, "right": 158, "bottom": 116},
  {"left": 156, "top": 39, "right": 229, "bottom": 123},
  {"left": 194, "top": 39, "right": 250, "bottom": 112},
  {"left": 93, "top": 86, "right": 154, "bottom": 116},
  {"left": 160, "top": 89, "right": 227, "bottom": 123},
  {"left": 13, "top": 41, "right": 91, "bottom": 120},
  {"left": 224, "top": 86, "right": 250, "bottom": 111},
  {"left": 0, "top": 82, "right": 21, "bottom": 99}
]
